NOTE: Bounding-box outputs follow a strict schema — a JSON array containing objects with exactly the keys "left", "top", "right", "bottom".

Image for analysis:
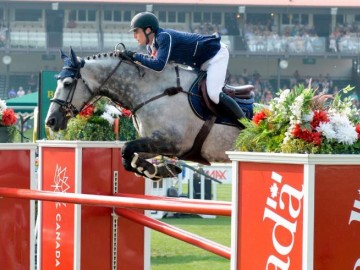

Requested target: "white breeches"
[{"left": 200, "top": 42, "right": 229, "bottom": 104}]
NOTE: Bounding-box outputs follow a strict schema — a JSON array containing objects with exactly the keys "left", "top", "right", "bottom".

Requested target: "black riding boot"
[{"left": 218, "top": 92, "right": 245, "bottom": 122}]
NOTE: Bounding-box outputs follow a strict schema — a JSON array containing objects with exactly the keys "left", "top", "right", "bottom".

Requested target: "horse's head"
[{"left": 46, "top": 48, "right": 94, "bottom": 131}]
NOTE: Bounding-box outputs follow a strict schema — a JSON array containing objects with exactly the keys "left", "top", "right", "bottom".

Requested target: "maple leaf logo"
[
  {"left": 51, "top": 164, "right": 71, "bottom": 208},
  {"left": 270, "top": 183, "right": 279, "bottom": 198}
]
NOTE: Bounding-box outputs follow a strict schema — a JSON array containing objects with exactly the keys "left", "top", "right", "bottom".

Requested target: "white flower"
[
  {"left": 278, "top": 89, "right": 290, "bottom": 103},
  {"left": 100, "top": 112, "right": 115, "bottom": 125},
  {"left": 322, "top": 113, "right": 358, "bottom": 145},
  {"left": 271, "top": 89, "right": 290, "bottom": 114},
  {"left": 316, "top": 122, "right": 336, "bottom": 140},
  {"left": 105, "top": 104, "right": 121, "bottom": 117},
  {"left": 330, "top": 112, "right": 352, "bottom": 127},
  {"left": 334, "top": 124, "right": 358, "bottom": 145},
  {"left": 0, "top": 99, "right": 7, "bottom": 112}
]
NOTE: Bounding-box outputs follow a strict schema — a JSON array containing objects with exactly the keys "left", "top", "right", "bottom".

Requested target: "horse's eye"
[{"left": 63, "top": 81, "right": 72, "bottom": 88}]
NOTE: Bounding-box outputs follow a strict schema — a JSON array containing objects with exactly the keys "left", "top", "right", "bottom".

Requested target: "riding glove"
[{"left": 122, "top": 50, "right": 135, "bottom": 61}]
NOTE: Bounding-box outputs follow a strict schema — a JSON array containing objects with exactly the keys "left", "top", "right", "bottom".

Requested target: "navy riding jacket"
[{"left": 133, "top": 28, "right": 221, "bottom": 71}]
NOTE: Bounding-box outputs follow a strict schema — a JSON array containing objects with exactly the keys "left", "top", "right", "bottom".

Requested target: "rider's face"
[
  {"left": 133, "top": 28, "right": 152, "bottom": 45},
  {"left": 133, "top": 29, "right": 146, "bottom": 45}
]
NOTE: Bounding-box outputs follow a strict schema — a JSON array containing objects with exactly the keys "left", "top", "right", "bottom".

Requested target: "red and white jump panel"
[
  {"left": 227, "top": 152, "right": 360, "bottom": 270},
  {"left": 37, "top": 141, "right": 149, "bottom": 270},
  {"left": 0, "top": 143, "right": 37, "bottom": 270}
]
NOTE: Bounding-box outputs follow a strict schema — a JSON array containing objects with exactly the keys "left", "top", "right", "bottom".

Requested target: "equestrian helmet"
[{"left": 129, "top": 12, "right": 159, "bottom": 32}]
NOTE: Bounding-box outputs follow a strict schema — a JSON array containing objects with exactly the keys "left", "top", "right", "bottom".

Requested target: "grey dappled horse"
[{"left": 45, "top": 48, "right": 251, "bottom": 180}]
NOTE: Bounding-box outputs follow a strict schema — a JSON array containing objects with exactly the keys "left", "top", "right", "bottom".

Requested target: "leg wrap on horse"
[
  {"left": 130, "top": 153, "right": 159, "bottom": 179},
  {"left": 130, "top": 153, "right": 182, "bottom": 180}
]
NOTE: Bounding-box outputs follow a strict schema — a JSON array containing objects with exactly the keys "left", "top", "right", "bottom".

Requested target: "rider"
[{"left": 123, "top": 11, "right": 245, "bottom": 122}]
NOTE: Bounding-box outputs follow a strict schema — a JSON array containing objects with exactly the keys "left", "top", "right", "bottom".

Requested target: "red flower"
[
  {"left": 310, "top": 132, "right": 322, "bottom": 146},
  {"left": 121, "top": 109, "right": 132, "bottom": 118},
  {"left": 252, "top": 109, "right": 268, "bottom": 125},
  {"left": 356, "top": 124, "right": 360, "bottom": 140},
  {"left": 292, "top": 124, "right": 322, "bottom": 146},
  {"left": 311, "top": 110, "right": 329, "bottom": 130},
  {"left": 80, "top": 104, "right": 95, "bottom": 117},
  {"left": 1, "top": 108, "right": 17, "bottom": 126},
  {"left": 292, "top": 124, "right": 302, "bottom": 137}
]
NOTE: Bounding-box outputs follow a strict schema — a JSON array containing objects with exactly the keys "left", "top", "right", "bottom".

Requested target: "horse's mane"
[
  {"left": 84, "top": 50, "right": 196, "bottom": 75},
  {"left": 83, "top": 50, "right": 151, "bottom": 80},
  {"left": 85, "top": 50, "right": 127, "bottom": 62},
  {"left": 80, "top": 50, "right": 200, "bottom": 91}
]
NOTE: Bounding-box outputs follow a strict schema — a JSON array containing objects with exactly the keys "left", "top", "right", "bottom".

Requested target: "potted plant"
[
  {"left": 48, "top": 98, "right": 136, "bottom": 141},
  {"left": 235, "top": 84, "right": 360, "bottom": 153},
  {"left": 0, "top": 98, "right": 18, "bottom": 143}
]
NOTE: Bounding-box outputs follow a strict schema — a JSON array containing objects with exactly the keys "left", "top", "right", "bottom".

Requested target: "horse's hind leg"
[{"left": 122, "top": 138, "right": 182, "bottom": 180}]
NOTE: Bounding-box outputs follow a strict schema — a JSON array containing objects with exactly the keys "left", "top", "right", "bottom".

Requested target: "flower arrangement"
[
  {"left": 48, "top": 98, "right": 137, "bottom": 141},
  {"left": 0, "top": 99, "right": 18, "bottom": 142},
  {"left": 235, "top": 84, "right": 360, "bottom": 154}
]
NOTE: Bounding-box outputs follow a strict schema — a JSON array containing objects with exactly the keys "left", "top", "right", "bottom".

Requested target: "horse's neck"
[
  {"left": 82, "top": 57, "right": 197, "bottom": 108},
  {"left": 82, "top": 57, "right": 141, "bottom": 104}
]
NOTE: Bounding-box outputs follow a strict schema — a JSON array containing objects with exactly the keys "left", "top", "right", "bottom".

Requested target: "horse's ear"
[
  {"left": 69, "top": 47, "right": 78, "bottom": 65},
  {"left": 60, "top": 49, "right": 68, "bottom": 60}
]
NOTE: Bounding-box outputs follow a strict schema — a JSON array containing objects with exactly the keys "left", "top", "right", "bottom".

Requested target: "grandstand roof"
[{"left": 8, "top": 0, "right": 360, "bottom": 8}]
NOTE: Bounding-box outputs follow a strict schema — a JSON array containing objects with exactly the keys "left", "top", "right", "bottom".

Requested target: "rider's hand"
[{"left": 122, "top": 50, "right": 135, "bottom": 61}]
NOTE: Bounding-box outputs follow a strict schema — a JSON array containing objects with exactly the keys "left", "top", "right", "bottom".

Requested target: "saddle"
[
  {"left": 200, "top": 79, "right": 255, "bottom": 117},
  {"left": 180, "top": 72, "right": 254, "bottom": 165},
  {"left": 188, "top": 72, "right": 254, "bottom": 124}
]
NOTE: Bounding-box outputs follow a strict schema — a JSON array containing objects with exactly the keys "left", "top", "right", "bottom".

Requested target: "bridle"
[
  {"left": 51, "top": 45, "right": 132, "bottom": 117},
  {"left": 51, "top": 62, "right": 85, "bottom": 117},
  {"left": 51, "top": 58, "right": 125, "bottom": 117}
]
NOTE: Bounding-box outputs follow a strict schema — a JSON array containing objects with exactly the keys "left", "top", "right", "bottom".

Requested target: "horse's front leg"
[{"left": 122, "top": 138, "right": 182, "bottom": 180}]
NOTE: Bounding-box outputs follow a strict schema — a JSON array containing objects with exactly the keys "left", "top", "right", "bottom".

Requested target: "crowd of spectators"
[
  {"left": 191, "top": 22, "right": 228, "bottom": 35},
  {"left": 243, "top": 21, "right": 325, "bottom": 53},
  {"left": 329, "top": 23, "right": 360, "bottom": 53},
  {"left": 227, "top": 69, "right": 275, "bottom": 105},
  {"left": 242, "top": 19, "right": 360, "bottom": 54}
]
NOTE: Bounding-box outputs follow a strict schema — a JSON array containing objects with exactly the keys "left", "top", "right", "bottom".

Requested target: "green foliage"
[
  {"left": 236, "top": 114, "right": 287, "bottom": 153},
  {"left": 119, "top": 117, "right": 137, "bottom": 141},
  {"left": 8, "top": 125, "right": 20, "bottom": 142},
  {"left": 0, "top": 125, "right": 19, "bottom": 143},
  {"left": 50, "top": 115, "right": 116, "bottom": 141},
  {"left": 48, "top": 98, "right": 138, "bottom": 142},
  {"left": 235, "top": 84, "right": 360, "bottom": 154},
  {"left": 78, "top": 116, "right": 116, "bottom": 141}
]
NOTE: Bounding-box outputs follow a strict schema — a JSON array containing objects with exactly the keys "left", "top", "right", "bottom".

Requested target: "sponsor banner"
[
  {"left": 203, "top": 164, "right": 232, "bottom": 184},
  {"left": 41, "top": 148, "right": 76, "bottom": 270},
  {"left": 237, "top": 162, "right": 304, "bottom": 269},
  {"left": 314, "top": 165, "right": 360, "bottom": 269},
  {"left": 0, "top": 149, "right": 32, "bottom": 269}
]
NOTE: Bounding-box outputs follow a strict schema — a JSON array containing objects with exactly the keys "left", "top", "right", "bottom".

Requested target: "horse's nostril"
[{"left": 46, "top": 118, "right": 55, "bottom": 127}]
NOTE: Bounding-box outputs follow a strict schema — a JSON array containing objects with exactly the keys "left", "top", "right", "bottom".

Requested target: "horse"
[{"left": 45, "top": 47, "right": 254, "bottom": 180}]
